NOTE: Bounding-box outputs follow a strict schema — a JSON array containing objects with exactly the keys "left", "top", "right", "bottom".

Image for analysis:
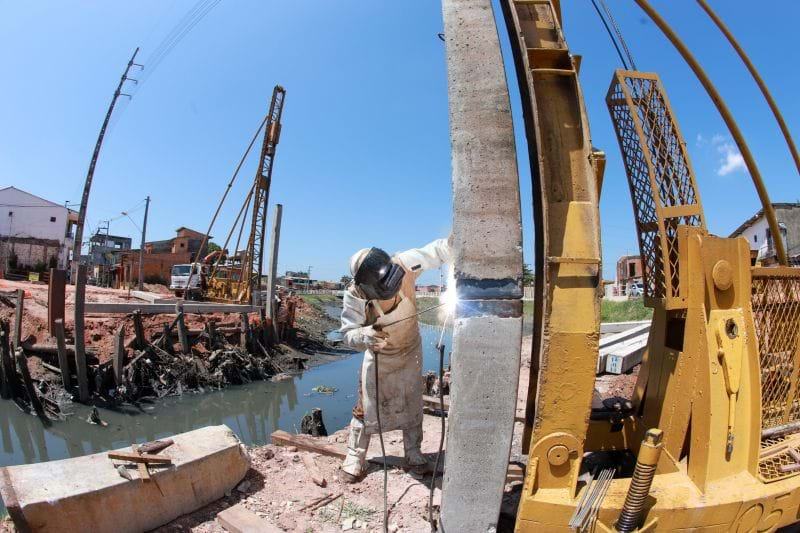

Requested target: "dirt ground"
[
  {"left": 0, "top": 279, "right": 339, "bottom": 384},
  {"left": 154, "top": 336, "right": 640, "bottom": 532}
]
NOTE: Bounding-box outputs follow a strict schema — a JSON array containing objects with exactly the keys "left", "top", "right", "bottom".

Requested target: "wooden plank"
[
  {"left": 271, "top": 430, "right": 346, "bottom": 460},
  {"left": 217, "top": 503, "right": 282, "bottom": 533},
  {"left": 301, "top": 453, "right": 327, "bottom": 487},
  {"left": 138, "top": 439, "right": 174, "bottom": 454},
  {"left": 15, "top": 348, "right": 44, "bottom": 418},
  {"left": 13, "top": 290, "right": 24, "bottom": 350},
  {"left": 74, "top": 264, "right": 89, "bottom": 403},
  {"left": 131, "top": 444, "right": 151, "bottom": 482},
  {"left": 175, "top": 302, "right": 190, "bottom": 354},
  {"left": 53, "top": 319, "right": 71, "bottom": 390},
  {"left": 85, "top": 302, "right": 258, "bottom": 314},
  {"left": 113, "top": 325, "right": 125, "bottom": 385},
  {"left": 106, "top": 451, "right": 172, "bottom": 464}
]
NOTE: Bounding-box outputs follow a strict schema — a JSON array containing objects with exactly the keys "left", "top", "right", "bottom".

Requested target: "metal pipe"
[
  {"left": 696, "top": 0, "right": 800, "bottom": 174},
  {"left": 616, "top": 428, "right": 664, "bottom": 532},
  {"left": 635, "top": 0, "right": 788, "bottom": 266}
]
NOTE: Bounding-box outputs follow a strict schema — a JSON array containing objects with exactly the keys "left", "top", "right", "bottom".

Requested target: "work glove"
[{"left": 353, "top": 326, "right": 388, "bottom": 352}]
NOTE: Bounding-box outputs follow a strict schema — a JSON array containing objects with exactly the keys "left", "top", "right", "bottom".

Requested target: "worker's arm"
[
  {"left": 339, "top": 287, "right": 385, "bottom": 351},
  {"left": 396, "top": 238, "right": 450, "bottom": 278}
]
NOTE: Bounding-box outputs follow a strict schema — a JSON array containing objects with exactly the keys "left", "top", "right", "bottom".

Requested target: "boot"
[
  {"left": 403, "top": 423, "right": 429, "bottom": 473},
  {"left": 340, "top": 417, "right": 370, "bottom": 482}
]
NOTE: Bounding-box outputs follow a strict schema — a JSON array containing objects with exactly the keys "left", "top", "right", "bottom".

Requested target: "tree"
[
  {"left": 523, "top": 263, "right": 534, "bottom": 285},
  {"left": 207, "top": 242, "right": 222, "bottom": 253},
  {"left": 340, "top": 275, "right": 353, "bottom": 284}
]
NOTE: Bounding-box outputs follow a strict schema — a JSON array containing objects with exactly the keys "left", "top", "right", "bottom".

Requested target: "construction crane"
[
  {"left": 202, "top": 85, "right": 286, "bottom": 304},
  {"left": 435, "top": 1, "right": 800, "bottom": 531}
]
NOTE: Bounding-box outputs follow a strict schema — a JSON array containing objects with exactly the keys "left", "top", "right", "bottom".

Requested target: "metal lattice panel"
[
  {"left": 759, "top": 435, "right": 800, "bottom": 482},
  {"left": 607, "top": 71, "right": 705, "bottom": 307},
  {"left": 752, "top": 271, "right": 800, "bottom": 433}
]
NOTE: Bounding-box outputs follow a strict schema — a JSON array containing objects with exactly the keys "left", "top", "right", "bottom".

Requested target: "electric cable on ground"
[{"left": 373, "top": 347, "right": 389, "bottom": 533}]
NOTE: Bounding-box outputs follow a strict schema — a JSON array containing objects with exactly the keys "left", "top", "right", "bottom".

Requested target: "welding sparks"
[{"left": 439, "top": 265, "right": 458, "bottom": 316}]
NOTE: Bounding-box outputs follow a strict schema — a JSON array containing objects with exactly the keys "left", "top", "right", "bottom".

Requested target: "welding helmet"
[{"left": 353, "top": 247, "right": 405, "bottom": 301}]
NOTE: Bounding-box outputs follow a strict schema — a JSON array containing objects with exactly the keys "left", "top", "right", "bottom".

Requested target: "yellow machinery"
[
  {"left": 204, "top": 85, "right": 285, "bottom": 304},
  {"left": 495, "top": 1, "right": 800, "bottom": 530}
]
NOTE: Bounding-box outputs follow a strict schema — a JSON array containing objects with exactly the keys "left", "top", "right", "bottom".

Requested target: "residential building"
[
  {"left": 0, "top": 186, "right": 78, "bottom": 273},
  {"left": 118, "top": 227, "right": 210, "bottom": 286},
  {"left": 616, "top": 255, "right": 643, "bottom": 296},
  {"left": 729, "top": 203, "right": 800, "bottom": 265},
  {"left": 88, "top": 232, "right": 132, "bottom": 286}
]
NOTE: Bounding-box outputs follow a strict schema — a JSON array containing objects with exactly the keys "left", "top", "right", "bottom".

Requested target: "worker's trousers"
[{"left": 341, "top": 417, "right": 426, "bottom": 477}]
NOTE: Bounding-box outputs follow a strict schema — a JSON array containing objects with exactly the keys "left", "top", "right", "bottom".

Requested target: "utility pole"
[
  {"left": 71, "top": 48, "right": 142, "bottom": 283},
  {"left": 138, "top": 196, "right": 150, "bottom": 291},
  {"left": 307, "top": 265, "right": 312, "bottom": 292}
]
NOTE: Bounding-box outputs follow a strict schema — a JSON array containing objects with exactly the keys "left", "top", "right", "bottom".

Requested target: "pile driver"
[{"left": 188, "top": 85, "right": 285, "bottom": 304}]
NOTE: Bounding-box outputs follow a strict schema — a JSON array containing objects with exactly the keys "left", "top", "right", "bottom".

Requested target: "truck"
[{"left": 169, "top": 263, "right": 206, "bottom": 298}]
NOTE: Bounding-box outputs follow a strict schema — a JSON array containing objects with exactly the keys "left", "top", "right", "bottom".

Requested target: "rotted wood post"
[
  {"left": 0, "top": 320, "right": 14, "bottom": 399},
  {"left": 13, "top": 289, "right": 24, "bottom": 350},
  {"left": 74, "top": 264, "right": 90, "bottom": 403},
  {"left": 132, "top": 310, "right": 145, "bottom": 350},
  {"left": 207, "top": 320, "right": 218, "bottom": 349},
  {"left": 15, "top": 348, "right": 44, "bottom": 417},
  {"left": 175, "top": 302, "right": 190, "bottom": 354},
  {"left": 113, "top": 325, "right": 125, "bottom": 385},
  {"left": 240, "top": 313, "right": 250, "bottom": 351},
  {"left": 47, "top": 269, "right": 66, "bottom": 336},
  {"left": 53, "top": 318, "right": 71, "bottom": 390}
]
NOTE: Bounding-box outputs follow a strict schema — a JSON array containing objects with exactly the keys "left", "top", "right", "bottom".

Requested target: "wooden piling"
[
  {"left": 13, "top": 289, "right": 24, "bottom": 350},
  {"left": 113, "top": 325, "right": 125, "bottom": 385},
  {"left": 74, "top": 264, "right": 90, "bottom": 403},
  {"left": 240, "top": 313, "right": 250, "bottom": 351},
  {"left": 53, "top": 319, "right": 71, "bottom": 390},
  {"left": 176, "top": 302, "right": 190, "bottom": 354},
  {"left": 47, "top": 269, "right": 67, "bottom": 336},
  {"left": 15, "top": 348, "right": 44, "bottom": 418},
  {"left": 132, "top": 310, "right": 145, "bottom": 350},
  {"left": 0, "top": 320, "right": 14, "bottom": 399}
]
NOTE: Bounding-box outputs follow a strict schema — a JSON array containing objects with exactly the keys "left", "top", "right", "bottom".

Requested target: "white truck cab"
[{"left": 170, "top": 263, "right": 205, "bottom": 297}]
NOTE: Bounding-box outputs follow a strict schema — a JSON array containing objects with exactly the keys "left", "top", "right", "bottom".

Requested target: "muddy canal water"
[{"left": 0, "top": 301, "right": 452, "bottom": 507}]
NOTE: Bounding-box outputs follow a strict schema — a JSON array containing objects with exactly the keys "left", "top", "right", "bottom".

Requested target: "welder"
[{"left": 338, "top": 238, "right": 450, "bottom": 482}]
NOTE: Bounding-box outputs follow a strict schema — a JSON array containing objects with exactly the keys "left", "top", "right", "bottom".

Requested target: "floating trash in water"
[{"left": 311, "top": 385, "right": 338, "bottom": 395}]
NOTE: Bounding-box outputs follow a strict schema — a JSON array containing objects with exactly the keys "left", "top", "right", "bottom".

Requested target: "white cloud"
[
  {"left": 716, "top": 142, "right": 746, "bottom": 176},
  {"left": 711, "top": 133, "right": 726, "bottom": 146}
]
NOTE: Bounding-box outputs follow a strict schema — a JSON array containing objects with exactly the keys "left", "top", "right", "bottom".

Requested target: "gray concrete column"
[{"left": 440, "top": 0, "right": 524, "bottom": 531}]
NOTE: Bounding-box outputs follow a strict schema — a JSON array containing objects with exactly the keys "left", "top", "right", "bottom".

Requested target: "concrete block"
[{"left": 442, "top": 314, "right": 522, "bottom": 532}]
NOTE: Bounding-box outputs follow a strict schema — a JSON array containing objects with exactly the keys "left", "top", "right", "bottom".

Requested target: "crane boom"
[{"left": 239, "top": 85, "right": 285, "bottom": 302}]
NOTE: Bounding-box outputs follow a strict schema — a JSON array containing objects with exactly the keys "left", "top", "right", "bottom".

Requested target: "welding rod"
[{"left": 375, "top": 302, "right": 448, "bottom": 329}]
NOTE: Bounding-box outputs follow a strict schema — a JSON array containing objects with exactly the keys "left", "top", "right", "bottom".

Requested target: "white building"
[
  {"left": 0, "top": 186, "right": 78, "bottom": 272},
  {"left": 729, "top": 203, "right": 800, "bottom": 265}
]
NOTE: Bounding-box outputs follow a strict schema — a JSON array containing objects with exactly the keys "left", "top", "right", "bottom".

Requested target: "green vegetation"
[
  {"left": 601, "top": 298, "right": 652, "bottom": 322},
  {"left": 417, "top": 295, "right": 651, "bottom": 326},
  {"left": 317, "top": 499, "right": 375, "bottom": 524},
  {"left": 299, "top": 293, "right": 340, "bottom": 312}
]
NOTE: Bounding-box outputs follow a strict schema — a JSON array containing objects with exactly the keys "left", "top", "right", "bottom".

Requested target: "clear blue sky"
[{"left": 2, "top": 1, "right": 797, "bottom": 284}]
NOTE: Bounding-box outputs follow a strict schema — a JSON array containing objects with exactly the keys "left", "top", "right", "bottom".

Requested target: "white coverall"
[{"left": 340, "top": 239, "right": 450, "bottom": 477}]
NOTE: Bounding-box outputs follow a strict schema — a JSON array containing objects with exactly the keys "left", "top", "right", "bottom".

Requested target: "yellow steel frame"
[{"left": 503, "top": 1, "right": 800, "bottom": 530}]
